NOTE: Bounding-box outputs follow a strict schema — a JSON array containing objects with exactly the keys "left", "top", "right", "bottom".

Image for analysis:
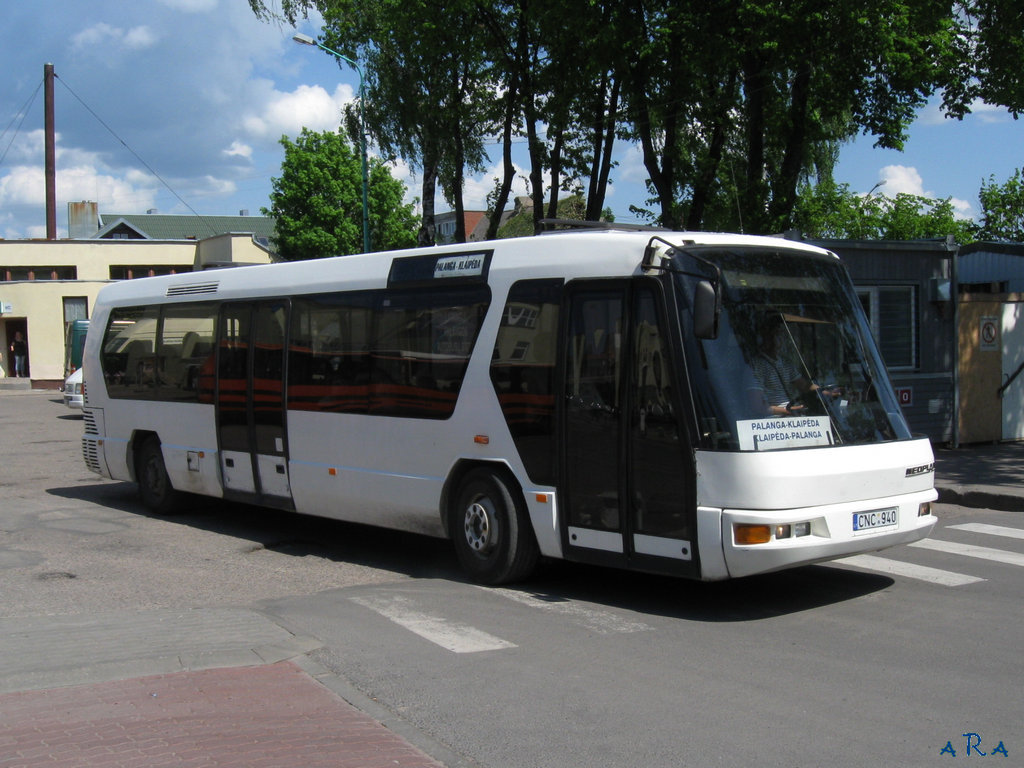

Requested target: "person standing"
[{"left": 10, "top": 331, "right": 27, "bottom": 377}]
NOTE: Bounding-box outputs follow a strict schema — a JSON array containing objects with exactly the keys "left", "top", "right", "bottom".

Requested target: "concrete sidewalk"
[{"left": 934, "top": 441, "right": 1024, "bottom": 512}]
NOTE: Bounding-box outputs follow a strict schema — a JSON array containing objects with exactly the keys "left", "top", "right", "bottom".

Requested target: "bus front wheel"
[
  {"left": 135, "top": 437, "right": 180, "bottom": 515},
  {"left": 451, "top": 469, "right": 539, "bottom": 585}
]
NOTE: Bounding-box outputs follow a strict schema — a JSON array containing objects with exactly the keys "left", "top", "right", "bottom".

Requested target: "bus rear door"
[
  {"left": 561, "top": 279, "right": 698, "bottom": 577},
  {"left": 216, "top": 300, "right": 294, "bottom": 509}
]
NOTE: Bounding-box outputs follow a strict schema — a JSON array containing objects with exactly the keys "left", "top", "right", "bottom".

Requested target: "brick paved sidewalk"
[{"left": 0, "top": 661, "right": 445, "bottom": 767}]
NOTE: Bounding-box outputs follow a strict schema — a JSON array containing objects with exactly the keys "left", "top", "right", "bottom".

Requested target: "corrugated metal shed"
[{"left": 959, "top": 242, "right": 1024, "bottom": 292}]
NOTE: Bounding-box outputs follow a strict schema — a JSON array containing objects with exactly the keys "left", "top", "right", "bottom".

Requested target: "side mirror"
[{"left": 693, "top": 280, "right": 719, "bottom": 339}]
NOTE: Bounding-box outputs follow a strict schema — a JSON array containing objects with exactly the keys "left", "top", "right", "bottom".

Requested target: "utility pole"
[{"left": 44, "top": 63, "right": 56, "bottom": 240}]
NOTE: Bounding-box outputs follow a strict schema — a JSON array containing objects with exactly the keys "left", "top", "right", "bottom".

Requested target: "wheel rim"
[{"left": 464, "top": 496, "right": 498, "bottom": 556}]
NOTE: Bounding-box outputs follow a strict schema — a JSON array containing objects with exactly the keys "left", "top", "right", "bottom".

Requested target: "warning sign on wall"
[{"left": 980, "top": 316, "right": 999, "bottom": 351}]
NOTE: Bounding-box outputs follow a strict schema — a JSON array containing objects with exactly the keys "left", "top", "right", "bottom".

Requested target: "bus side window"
[
  {"left": 102, "top": 306, "right": 160, "bottom": 399},
  {"left": 157, "top": 304, "right": 216, "bottom": 401},
  {"left": 490, "top": 279, "right": 562, "bottom": 486}
]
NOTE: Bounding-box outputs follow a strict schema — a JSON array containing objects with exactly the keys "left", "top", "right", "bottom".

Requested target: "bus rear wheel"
[
  {"left": 135, "top": 437, "right": 180, "bottom": 515},
  {"left": 451, "top": 468, "right": 539, "bottom": 585}
]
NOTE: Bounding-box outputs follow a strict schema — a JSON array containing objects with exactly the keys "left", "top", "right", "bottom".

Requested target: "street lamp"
[{"left": 293, "top": 32, "right": 371, "bottom": 253}]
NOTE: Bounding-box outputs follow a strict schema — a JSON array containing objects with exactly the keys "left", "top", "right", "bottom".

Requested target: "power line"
[
  {"left": 53, "top": 71, "right": 223, "bottom": 238},
  {"left": 0, "top": 79, "right": 43, "bottom": 166}
]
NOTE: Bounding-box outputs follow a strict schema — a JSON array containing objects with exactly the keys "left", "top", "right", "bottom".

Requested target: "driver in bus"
[{"left": 750, "top": 314, "right": 817, "bottom": 417}]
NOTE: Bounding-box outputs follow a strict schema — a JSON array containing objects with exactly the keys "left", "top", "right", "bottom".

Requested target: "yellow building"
[{"left": 0, "top": 231, "right": 275, "bottom": 383}]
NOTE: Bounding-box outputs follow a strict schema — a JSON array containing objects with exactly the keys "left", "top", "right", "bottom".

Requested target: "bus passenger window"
[
  {"left": 490, "top": 279, "right": 562, "bottom": 486},
  {"left": 102, "top": 306, "right": 160, "bottom": 399},
  {"left": 157, "top": 304, "right": 216, "bottom": 402}
]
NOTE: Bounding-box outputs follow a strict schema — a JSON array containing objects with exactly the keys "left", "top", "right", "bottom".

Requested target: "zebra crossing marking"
[
  {"left": 832, "top": 554, "right": 985, "bottom": 586},
  {"left": 948, "top": 522, "right": 1024, "bottom": 541},
  {"left": 484, "top": 587, "right": 653, "bottom": 634},
  {"left": 349, "top": 594, "right": 516, "bottom": 653},
  {"left": 908, "top": 538, "right": 1024, "bottom": 568}
]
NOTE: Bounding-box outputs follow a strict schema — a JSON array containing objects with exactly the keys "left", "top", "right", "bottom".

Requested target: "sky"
[{"left": 1, "top": 0, "right": 1022, "bottom": 241}]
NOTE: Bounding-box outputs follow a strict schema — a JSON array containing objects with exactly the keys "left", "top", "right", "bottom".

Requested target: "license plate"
[{"left": 852, "top": 507, "right": 898, "bottom": 533}]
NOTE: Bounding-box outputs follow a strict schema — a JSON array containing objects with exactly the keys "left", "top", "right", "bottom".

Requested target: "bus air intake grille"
[
  {"left": 166, "top": 281, "right": 220, "bottom": 297},
  {"left": 83, "top": 409, "right": 99, "bottom": 435},
  {"left": 81, "top": 435, "right": 102, "bottom": 475}
]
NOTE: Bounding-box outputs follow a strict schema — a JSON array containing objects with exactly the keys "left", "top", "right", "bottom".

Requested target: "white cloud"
[
  {"left": 878, "top": 165, "right": 926, "bottom": 196},
  {"left": 123, "top": 26, "right": 158, "bottom": 49},
  {"left": 224, "top": 140, "right": 253, "bottom": 160},
  {"left": 0, "top": 161, "right": 159, "bottom": 213},
  {"left": 921, "top": 96, "right": 1012, "bottom": 126},
  {"left": 71, "top": 23, "right": 157, "bottom": 52},
  {"left": 158, "top": 0, "right": 218, "bottom": 11},
  {"left": 873, "top": 165, "right": 975, "bottom": 220},
  {"left": 59, "top": 164, "right": 159, "bottom": 210},
  {"left": 617, "top": 144, "right": 648, "bottom": 185},
  {"left": 0, "top": 165, "right": 47, "bottom": 206},
  {"left": 188, "top": 175, "right": 238, "bottom": 199},
  {"left": 950, "top": 196, "right": 974, "bottom": 220},
  {"left": 241, "top": 83, "right": 355, "bottom": 141},
  {"left": 1, "top": 129, "right": 45, "bottom": 164}
]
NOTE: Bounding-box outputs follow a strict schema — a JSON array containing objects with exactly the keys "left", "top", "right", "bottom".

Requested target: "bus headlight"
[{"left": 918, "top": 502, "right": 932, "bottom": 517}]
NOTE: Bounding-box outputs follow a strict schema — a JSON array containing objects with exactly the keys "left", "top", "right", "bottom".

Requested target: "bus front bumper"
[{"left": 719, "top": 489, "right": 938, "bottom": 579}]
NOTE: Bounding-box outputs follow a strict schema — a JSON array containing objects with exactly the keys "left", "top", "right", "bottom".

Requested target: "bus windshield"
[{"left": 673, "top": 246, "right": 912, "bottom": 452}]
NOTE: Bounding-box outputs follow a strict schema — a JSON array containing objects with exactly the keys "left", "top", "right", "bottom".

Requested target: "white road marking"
[
  {"left": 832, "top": 555, "right": 985, "bottom": 586},
  {"left": 948, "top": 523, "right": 1024, "bottom": 541},
  {"left": 349, "top": 595, "right": 516, "bottom": 653},
  {"left": 909, "top": 538, "right": 1024, "bottom": 567},
  {"left": 485, "top": 587, "right": 654, "bottom": 634}
]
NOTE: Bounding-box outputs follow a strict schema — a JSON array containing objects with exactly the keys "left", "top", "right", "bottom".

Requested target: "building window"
[
  {"left": 1, "top": 266, "right": 77, "bottom": 281},
  {"left": 63, "top": 296, "right": 88, "bottom": 323},
  {"left": 858, "top": 286, "right": 917, "bottom": 370},
  {"left": 109, "top": 265, "right": 192, "bottom": 279}
]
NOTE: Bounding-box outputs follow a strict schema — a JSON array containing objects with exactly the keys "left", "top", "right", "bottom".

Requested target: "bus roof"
[{"left": 92, "top": 230, "right": 835, "bottom": 307}]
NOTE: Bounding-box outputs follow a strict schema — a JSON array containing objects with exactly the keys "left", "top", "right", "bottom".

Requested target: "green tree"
[
  {"left": 264, "top": 128, "right": 417, "bottom": 260},
  {"left": 943, "top": 1, "right": 1024, "bottom": 118},
  {"left": 250, "top": 0, "right": 492, "bottom": 246},
  {"left": 620, "top": 0, "right": 958, "bottom": 234},
  {"left": 251, "top": 1, "right": 995, "bottom": 240},
  {"left": 792, "top": 179, "right": 978, "bottom": 241},
  {"left": 977, "top": 169, "right": 1024, "bottom": 241}
]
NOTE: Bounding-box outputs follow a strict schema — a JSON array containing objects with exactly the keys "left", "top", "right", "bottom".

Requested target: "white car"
[{"left": 63, "top": 368, "right": 83, "bottom": 409}]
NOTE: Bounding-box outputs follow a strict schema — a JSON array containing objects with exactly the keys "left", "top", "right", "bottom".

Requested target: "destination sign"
[{"left": 737, "top": 415, "right": 832, "bottom": 451}]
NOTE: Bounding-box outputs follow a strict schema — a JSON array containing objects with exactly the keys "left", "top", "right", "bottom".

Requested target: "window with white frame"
[{"left": 857, "top": 285, "right": 917, "bottom": 369}]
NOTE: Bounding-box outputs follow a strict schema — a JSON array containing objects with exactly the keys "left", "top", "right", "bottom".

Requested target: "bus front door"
[
  {"left": 216, "top": 300, "right": 294, "bottom": 509},
  {"left": 561, "top": 281, "right": 697, "bottom": 577}
]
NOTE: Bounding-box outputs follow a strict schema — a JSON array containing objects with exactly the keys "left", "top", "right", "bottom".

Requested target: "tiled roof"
[{"left": 96, "top": 213, "right": 276, "bottom": 242}]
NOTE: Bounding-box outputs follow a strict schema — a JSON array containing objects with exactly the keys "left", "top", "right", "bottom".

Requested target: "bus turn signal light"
[{"left": 734, "top": 524, "right": 772, "bottom": 545}]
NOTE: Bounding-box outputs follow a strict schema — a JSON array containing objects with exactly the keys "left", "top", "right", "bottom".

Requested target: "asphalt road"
[{"left": 1, "top": 392, "right": 1020, "bottom": 767}]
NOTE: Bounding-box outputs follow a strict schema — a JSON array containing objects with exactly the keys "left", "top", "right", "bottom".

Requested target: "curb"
[
  {"left": 292, "top": 653, "right": 478, "bottom": 768},
  {"left": 936, "top": 486, "right": 1024, "bottom": 513}
]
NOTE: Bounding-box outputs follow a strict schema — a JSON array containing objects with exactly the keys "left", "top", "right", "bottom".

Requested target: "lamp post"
[{"left": 293, "top": 32, "right": 371, "bottom": 253}]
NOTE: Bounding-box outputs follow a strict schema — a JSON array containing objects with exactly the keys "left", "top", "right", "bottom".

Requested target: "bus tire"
[
  {"left": 135, "top": 437, "right": 180, "bottom": 515},
  {"left": 451, "top": 468, "right": 539, "bottom": 585}
]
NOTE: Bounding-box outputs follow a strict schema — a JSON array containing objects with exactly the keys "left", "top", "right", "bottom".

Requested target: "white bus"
[{"left": 81, "top": 229, "right": 937, "bottom": 584}]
